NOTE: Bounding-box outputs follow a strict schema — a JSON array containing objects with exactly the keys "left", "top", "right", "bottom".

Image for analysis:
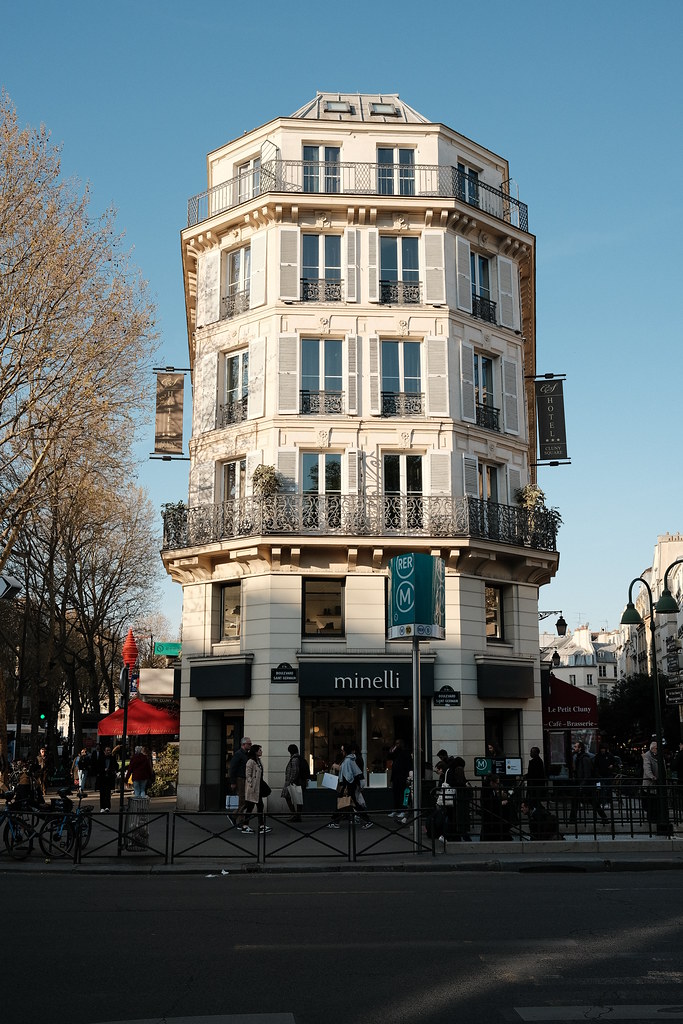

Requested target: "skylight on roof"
[
  {"left": 370, "top": 102, "right": 398, "bottom": 116},
  {"left": 325, "top": 100, "right": 351, "bottom": 113}
]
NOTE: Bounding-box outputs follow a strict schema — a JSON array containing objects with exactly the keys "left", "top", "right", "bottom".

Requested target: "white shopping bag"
[
  {"left": 321, "top": 772, "right": 339, "bottom": 790},
  {"left": 225, "top": 794, "right": 239, "bottom": 810}
]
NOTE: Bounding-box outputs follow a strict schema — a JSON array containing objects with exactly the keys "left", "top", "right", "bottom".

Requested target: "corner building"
[{"left": 164, "top": 93, "right": 560, "bottom": 810}]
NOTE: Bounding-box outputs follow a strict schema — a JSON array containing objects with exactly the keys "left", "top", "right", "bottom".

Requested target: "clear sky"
[{"left": 2, "top": 0, "right": 682, "bottom": 639}]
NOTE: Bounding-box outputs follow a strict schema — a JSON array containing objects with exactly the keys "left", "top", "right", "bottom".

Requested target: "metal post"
[
  {"left": 647, "top": 612, "right": 670, "bottom": 836},
  {"left": 117, "top": 665, "right": 130, "bottom": 857},
  {"left": 412, "top": 636, "right": 422, "bottom": 849}
]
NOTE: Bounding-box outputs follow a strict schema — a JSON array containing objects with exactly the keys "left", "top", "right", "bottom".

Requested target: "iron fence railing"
[
  {"left": 220, "top": 288, "right": 250, "bottom": 320},
  {"left": 471, "top": 293, "right": 497, "bottom": 324},
  {"left": 300, "top": 390, "right": 344, "bottom": 415},
  {"left": 162, "top": 494, "right": 559, "bottom": 552},
  {"left": 218, "top": 395, "right": 248, "bottom": 427},
  {"left": 379, "top": 279, "right": 421, "bottom": 304},
  {"left": 301, "top": 278, "right": 343, "bottom": 302},
  {"left": 187, "top": 160, "right": 528, "bottom": 231},
  {"left": 476, "top": 403, "right": 501, "bottom": 432}
]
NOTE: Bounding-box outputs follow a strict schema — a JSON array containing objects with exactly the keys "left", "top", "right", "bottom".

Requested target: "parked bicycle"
[
  {"left": 39, "top": 788, "right": 93, "bottom": 859},
  {"left": 1, "top": 790, "right": 39, "bottom": 860}
]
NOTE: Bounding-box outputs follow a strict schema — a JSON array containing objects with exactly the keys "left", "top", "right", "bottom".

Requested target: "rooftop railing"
[
  {"left": 187, "top": 161, "right": 528, "bottom": 231},
  {"left": 162, "top": 494, "right": 558, "bottom": 553}
]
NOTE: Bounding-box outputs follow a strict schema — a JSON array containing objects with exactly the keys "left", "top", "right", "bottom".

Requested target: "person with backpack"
[{"left": 282, "top": 743, "right": 305, "bottom": 821}]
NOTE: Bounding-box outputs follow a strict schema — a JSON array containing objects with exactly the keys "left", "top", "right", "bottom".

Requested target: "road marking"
[
  {"left": 95, "top": 1015, "right": 296, "bottom": 1024},
  {"left": 515, "top": 1008, "right": 683, "bottom": 1021}
]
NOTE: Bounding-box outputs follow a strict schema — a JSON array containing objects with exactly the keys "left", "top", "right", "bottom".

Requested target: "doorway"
[{"left": 202, "top": 710, "right": 244, "bottom": 810}]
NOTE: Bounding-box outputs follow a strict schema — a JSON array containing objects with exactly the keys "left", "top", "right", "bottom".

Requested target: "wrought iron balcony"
[
  {"left": 379, "top": 280, "right": 421, "bottom": 305},
  {"left": 381, "top": 391, "right": 425, "bottom": 416},
  {"left": 300, "top": 390, "right": 344, "bottom": 415},
  {"left": 218, "top": 395, "right": 248, "bottom": 427},
  {"left": 301, "top": 278, "right": 343, "bottom": 302},
  {"left": 475, "top": 403, "right": 501, "bottom": 432},
  {"left": 221, "top": 288, "right": 250, "bottom": 321},
  {"left": 471, "top": 293, "right": 497, "bottom": 324},
  {"left": 188, "top": 160, "right": 528, "bottom": 232},
  {"left": 162, "top": 494, "right": 559, "bottom": 553}
]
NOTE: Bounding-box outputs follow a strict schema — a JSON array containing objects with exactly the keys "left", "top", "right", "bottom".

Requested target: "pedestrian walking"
[
  {"left": 75, "top": 748, "right": 90, "bottom": 793},
  {"left": 229, "top": 736, "right": 252, "bottom": 828},
  {"left": 96, "top": 745, "right": 119, "bottom": 813},
  {"left": 242, "top": 744, "right": 271, "bottom": 835},
  {"left": 525, "top": 746, "right": 546, "bottom": 809},
  {"left": 568, "top": 741, "right": 607, "bottom": 824},
  {"left": 327, "top": 744, "right": 372, "bottom": 829},
  {"left": 641, "top": 741, "right": 659, "bottom": 824},
  {"left": 388, "top": 739, "right": 412, "bottom": 821},
  {"left": 282, "top": 743, "right": 304, "bottom": 821},
  {"left": 125, "top": 745, "right": 154, "bottom": 797}
]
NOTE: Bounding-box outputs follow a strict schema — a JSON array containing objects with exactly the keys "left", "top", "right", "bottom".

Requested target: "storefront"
[{"left": 542, "top": 673, "right": 598, "bottom": 779}]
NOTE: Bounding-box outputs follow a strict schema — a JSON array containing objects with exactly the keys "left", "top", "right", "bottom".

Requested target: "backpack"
[{"left": 298, "top": 755, "right": 311, "bottom": 789}]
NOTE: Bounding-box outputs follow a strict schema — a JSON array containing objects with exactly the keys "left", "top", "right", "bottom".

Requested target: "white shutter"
[
  {"left": 497, "top": 256, "right": 519, "bottom": 330},
  {"left": 196, "top": 249, "right": 221, "bottom": 327},
  {"left": 502, "top": 358, "right": 520, "bottom": 435},
  {"left": 277, "top": 335, "right": 299, "bottom": 414},
  {"left": 346, "top": 449, "right": 361, "bottom": 493},
  {"left": 279, "top": 227, "right": 300, "bottom": 301},
  {"left": 426, "top": 336, "right": 448, "bottom": 417},
  {"left": 189, "top": 460, "right": 215, "bottom": 507},
  {"left": 345, "top": 228, "right": 359, "bottom": 303},
  {"left": 276, "top": 448, "right": 298, "bottom": 492},
  {"left": 368, "top": 335, "right": 381, "bottom": 415},
  {"left": 507, "top": 466, "right": 523, "bottom": 504},
  {"left": 247, "top": 336, "right": 265, "bottom": 419},
  {"left": 195, "top": 351, "right": 219, "bottom": 433},
  {"left": 463, "top": 454, "right": 479, "bottom": 497},
  {"left": 367, "top": 228, "right": 379, "bottom": 302},
  {"left": 428, "top": 451, "right": 452, "bottom": 496},
  {"left": 249, "top": 231, "right": 267, "bottom": 308},
  {"left": 459, "top": 341, "right": 476, "bottom": 424},
  {"left": 455, "top": 236, "right": 472, "bottom": 313},
  {"left": 345, "top": 334, "right": 359, "bottom": 415},
  {"left": 245, "top": 449, "right": 263, "bottom": 497},
  {"left": 423, "top": 230, "right": 445, "bottom": 304}
]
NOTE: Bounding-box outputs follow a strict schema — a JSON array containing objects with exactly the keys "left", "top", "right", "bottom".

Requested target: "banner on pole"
[
  {"left": 535, "top": 378, "right": 568, "bottom": 461},
  {"left": 387, "top": 552, "right": 445, "bottom": 641},
  {"left": 154, "top": 373, "right": 185, "bottom": 455}
]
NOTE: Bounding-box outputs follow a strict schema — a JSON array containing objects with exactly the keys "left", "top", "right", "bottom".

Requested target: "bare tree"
[{"left": 0, "top": 91, "right": 158, "bottom": 572}]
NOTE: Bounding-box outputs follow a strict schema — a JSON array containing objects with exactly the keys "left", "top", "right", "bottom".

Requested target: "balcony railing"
[
  {"left": 218, "top": 395, "right": 248, "bottom": 427},
  {"left": 471, "top": 293, "right": 497, "bottom": 324},
  {"left": 163, "top": 495, "right": 558, "bottom": 553},
  {"left": 379, "top": 280, "right": 421, "bottom": 305},
  {"left": 188, "top": 160, "right": 528, "bottom": 232},
  {"left": 300, "top": 390, "right": 344, "bottom": 415},
  {"left": 301, "top": 278, "right": 343, "bottom": 302},
  {"left": 381, "top": 391, "right": 425, "bottom": 416},
  {"left": 221, "top": 288, "right": 250, "bottom": 321},
  {"left": 476, "top": 403, "right": 501, "bottom": 432}
]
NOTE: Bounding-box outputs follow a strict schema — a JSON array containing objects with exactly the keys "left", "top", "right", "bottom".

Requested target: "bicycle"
[
  {"left": 38, "top": 788, "right": 93, "bottom": 859},
  {"left": 0, "top": 791, "right": 39, "bottom": 860}
]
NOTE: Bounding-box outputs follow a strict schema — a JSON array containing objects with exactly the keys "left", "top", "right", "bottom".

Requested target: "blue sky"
[{"left": 2, "top": 0, "right": 682, "bottom": 638}]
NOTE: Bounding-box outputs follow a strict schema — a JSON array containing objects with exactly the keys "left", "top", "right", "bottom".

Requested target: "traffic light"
[{"left": 38, "top": 702, "right": 49, "bottom": 726}]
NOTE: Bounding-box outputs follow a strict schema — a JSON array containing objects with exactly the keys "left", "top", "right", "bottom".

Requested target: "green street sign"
[
  {"left": 474, "top": 757, "right": 493, "bottom": 777},
  {"left": 387, "top": 552, "right": 445, "bottom": 641},
  {"left": 154, "top": 642, "right": 182, "bottom": 657}
]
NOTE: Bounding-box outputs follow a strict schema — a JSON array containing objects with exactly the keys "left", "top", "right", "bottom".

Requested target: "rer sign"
[{"left": 387, "top": 553, "right": 445, "bottom": 641}]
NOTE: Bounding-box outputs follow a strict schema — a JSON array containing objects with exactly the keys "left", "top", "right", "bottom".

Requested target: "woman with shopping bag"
[
  {"left": 281, "top": 743, "right": 304, "bottom": 821},
  {"left": 327, "top": 744, "right": 373, "bottom": 830},
  {"left": 242, "top": 744, "right": 272, "bottom": 835}
]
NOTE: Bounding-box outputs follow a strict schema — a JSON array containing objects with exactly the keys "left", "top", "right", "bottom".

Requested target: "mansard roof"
[{"left": 290, "top": 92, "right": 431, "bottom": 124}]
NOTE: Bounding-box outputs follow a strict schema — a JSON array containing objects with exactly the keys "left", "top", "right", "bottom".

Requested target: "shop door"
[{"left": 201, "top": 711, "right": 244, "bottom": 811}]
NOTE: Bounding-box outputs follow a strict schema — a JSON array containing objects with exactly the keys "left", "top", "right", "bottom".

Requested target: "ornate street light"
[
  {"left": 655, "top": 557, "right": 683, "bottom": 615},
  {"left": 620, "top": 577, "right": 670, "bottom": 835},
  {"left": 539, "top": 610, "right": 567, "bottom": 636},
  {"left": 551, "top": 650, "right": 561, "bottom": 669}
]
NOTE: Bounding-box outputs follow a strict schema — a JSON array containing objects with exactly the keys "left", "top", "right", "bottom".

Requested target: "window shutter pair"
[{"left": 196, "top": 250, "right": 221, "bottom": 327}]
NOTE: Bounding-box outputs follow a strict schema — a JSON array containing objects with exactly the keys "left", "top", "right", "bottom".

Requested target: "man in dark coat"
[
  {"left": 525, "top": 746, "right": 546, "bottom": 809},
  {"left": 96, "top": 745, "right": 119, "bottom": 813},
  {"left": 228, "top": 736, "right": 252, "bottom": 828},
  {"left": 388, "top": 739, "right": 412, "bottom": 821}
]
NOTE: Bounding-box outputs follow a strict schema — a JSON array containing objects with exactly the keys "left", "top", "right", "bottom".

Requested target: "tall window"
[
  {"left": 237, "top": 157, "right": 260, "bottom": 203},
  {"left": 303, "top": 145, "right": 340, "bottom": 193},
  {"left": 302, "top": 452, "right": 342, "bottom": 529},
  {"left": 302, "top": 579, "right": 344, "bottom": 637},
  {"left": 478, "top": 461, "right": 499, "bottom": 503},
  {"left": 381, "top": 340, "right": 422, "bottom": 416},
  {"left": 220, "top": 458, "right": 246, "bottom": 538},
  {"left": 457, "top": 161, "right": 479, "bottom": 207},
  {"left": 474, "top": 354, "right": 499, "bottom": 431},
  {"left": 221, "top": 350, "right": 249, "bottom": 425},
  {"left": 383, "top": 453, "right": 423, "bottom": 530},
  {"left": 377, "top": 147, "right": 414, "bottom": 196},
  {"left": 485, "top": 585, "right": 504, "bottom": 641},
  {"left": 223, "top": 245, "right": 251, "bottom": 320},
  {"left": 220, "top": 581, "right": 241, "bottom": 639},
  {"left": 380, "top": 236, "right": 419, "bottom": 303},
  {"left": 470, "top": 252, "right": 496, "bottom": 323},
  {"left": 302, "top": 234, "right": 342, "bottom": 301},
  {"left": 301, "top": 338, "right": 343, "bottom": 414}
]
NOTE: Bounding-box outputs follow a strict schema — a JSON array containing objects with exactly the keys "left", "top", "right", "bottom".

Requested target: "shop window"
[
  {"left": 303, "top": 578, "right": 344, "bottom": 636},
  {"left": 220, "top": 581, "right": 241, "bottom": 639},
  {"left": 485, "top": 585, "right": 504, "bottom": 641}
]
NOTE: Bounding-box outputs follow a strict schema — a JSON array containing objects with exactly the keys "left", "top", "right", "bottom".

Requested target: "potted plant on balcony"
[
  {"left": 245, "top": 464, "right": 282, "bottom": 534},
  {"left": 161, "top": 500, "right": 188, "bottom": 548},
  {"left": 514, "top": 484, "right": 562, "bottom": 548}
]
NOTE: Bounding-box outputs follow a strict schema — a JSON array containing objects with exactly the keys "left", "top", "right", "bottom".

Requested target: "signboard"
[
  {"left": 271, "top": 662, "right": 298, "bottom": 684},
  {"left": 666, "top": 687, "right": 683, "bottom": 705},
  {"left": 298, "top": 659, "right": 434, "bottom": 698},
  {"left": 433, "top": 686, "right": 460, "bottom": 707},
  {"left": 387, "top": 552, "right": 445, "bottom": 641},
  {"left": 154, "top": 642, "right": 182, "bottom": 657},
  {"left": 474, "top": 756, "right": 492, "bottom": 777},
  {"left": 154, "top": 372, "right": 185, "bottom": 456},
  {"left": 535, "top": 378, "right": 568, "bottom": 461}
]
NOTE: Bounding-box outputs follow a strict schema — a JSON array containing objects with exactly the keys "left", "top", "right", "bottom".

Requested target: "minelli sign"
[
  {"left": 298, "top": 660, "right": 434, "bottom": 698},
  {"left": 387, "top": 552, "right": 445, "bottom": 641}
]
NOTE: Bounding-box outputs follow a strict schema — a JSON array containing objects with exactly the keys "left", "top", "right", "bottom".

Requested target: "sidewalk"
[{"left": 6, "top": 787, "right": 683, "bottom": 875}]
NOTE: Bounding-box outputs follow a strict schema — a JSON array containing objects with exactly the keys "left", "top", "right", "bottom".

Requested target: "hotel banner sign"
[
  {"left": 535, "top": 378, "right": 568, "bottom": 461},
  {"left": 154, "top": 372, "right": 184, "bottom": 456}
]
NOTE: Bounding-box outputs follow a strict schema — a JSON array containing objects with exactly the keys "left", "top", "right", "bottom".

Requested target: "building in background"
[
  {"left": 162, "top": 92, "right": 560, "bottom": 810},
  {"left": 540, "top": 625, "right": 620, "bottom": 703}
]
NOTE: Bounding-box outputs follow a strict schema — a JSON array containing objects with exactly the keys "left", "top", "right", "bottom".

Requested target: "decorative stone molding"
[
  {"left": 315, "top": 211, "right": 331, "bottom": 228},
  {"left": 319, "top": 317, "right": 330, "bottom": 334},
  {"left": 398, "top": 319, "right": 409, "bottom": 336},
  {"left": 393, "top": 214, "right": 407, "bottom": 231}
]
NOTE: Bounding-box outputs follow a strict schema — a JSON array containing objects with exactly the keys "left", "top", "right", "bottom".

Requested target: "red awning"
[
  {"left": 97, "top": 698, "right": 180, "bottom": 736},
  {"left": 542, "top": 674, "right": 598, "bottom": 729}
]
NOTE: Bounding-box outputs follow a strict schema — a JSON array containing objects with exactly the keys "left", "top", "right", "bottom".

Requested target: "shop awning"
[
  {"left": 97, "top": 698, "right": 180, "bottom": 736},
  {"left": 542, "top": 674, "right": 598, "bottom": 729}
]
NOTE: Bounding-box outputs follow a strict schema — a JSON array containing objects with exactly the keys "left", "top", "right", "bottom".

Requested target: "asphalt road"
[{"left": 10, "top": 871, "right": 683, "bottom": 1024}]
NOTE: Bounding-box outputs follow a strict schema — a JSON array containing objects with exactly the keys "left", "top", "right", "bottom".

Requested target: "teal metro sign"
[{"left": 387, "top": 552, "right": 445, "bottom": 641}]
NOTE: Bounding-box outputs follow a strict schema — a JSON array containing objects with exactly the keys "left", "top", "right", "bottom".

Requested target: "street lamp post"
[{"left": 620, "top": 576, "right": 671, "bottom": 836}]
